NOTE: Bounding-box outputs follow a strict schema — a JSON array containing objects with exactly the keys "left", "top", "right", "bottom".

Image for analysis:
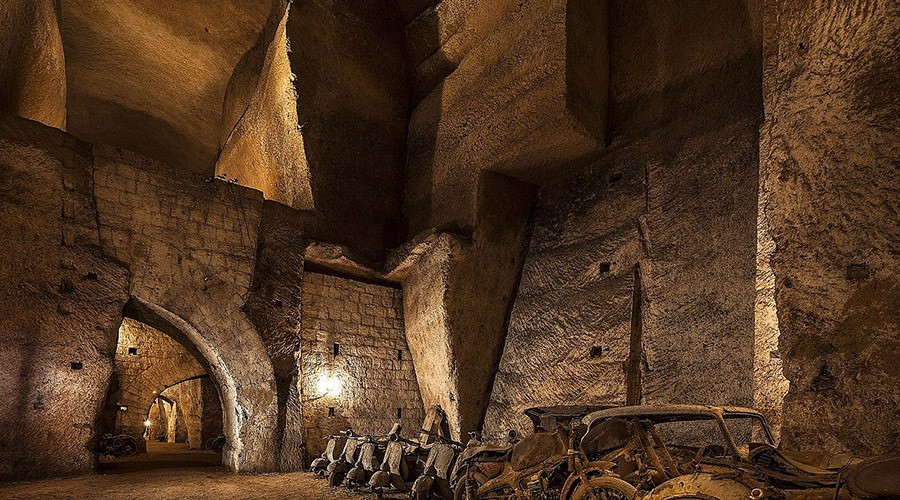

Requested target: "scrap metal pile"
[{"left": 310, "top": 405, "right": 899, "bottom": 499}]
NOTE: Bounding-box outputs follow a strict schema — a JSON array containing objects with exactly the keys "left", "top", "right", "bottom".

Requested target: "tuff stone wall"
[
  {"left": 242, "top": 201, "right": 307, "bottom": 471},
  {"left": 0, "top": 116, "right": 129, "bottom": 479},
  {"left": 201, "top": 378, "right": 224, "bottom": 446},
  {"left": 0, "top": 0, "right": 66, "bottom": 129},
  {"left": 299, "top": 272, "right": 423, "bottom": 460},
  {"left": 403, "top": 0, "right": 607, "bottom": 235},
  {"left": 402, "top": 174, "right": 536, "bottom": 440},
  {"left": 286, "top": 0, "right": 408, "bottom": 260},
  {"left": 485, "top": 0, "right": 763, "bottom": 435},
  {"left": 109, "top": 319, "right": 206, "bottom": 452},
  {"left": 162, "top": 379, "right": 204, "bottom": 449},
  {"left": 760, "top": 0, "right": 899, "bottom": 454},
  {"left": 59, "top": 0, "right": 269, "bottom": 172},
  {"left": 91, "top": 145, "right": 280, "bottom": 471},
  {"left": 216, "top": 0, "right": 313, "bottom": 211}
]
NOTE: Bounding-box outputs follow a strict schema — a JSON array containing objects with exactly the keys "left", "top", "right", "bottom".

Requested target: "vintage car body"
[{"left": 580, "top": 405, "right": 900, "bottom": 500}]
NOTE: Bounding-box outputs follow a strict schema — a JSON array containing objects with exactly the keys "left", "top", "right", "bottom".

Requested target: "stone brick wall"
[
  {"left": 299, "top": 272, "right": 423, "bottom": 460},
  {"left": 110, "top": 319, "right": 206, "bottom": 451},
  {"left": 200, "top": 377, "right": 224, "bottom": 445},
  {"left": 92, "top": 145, "right": 280, "bottom": 471}
]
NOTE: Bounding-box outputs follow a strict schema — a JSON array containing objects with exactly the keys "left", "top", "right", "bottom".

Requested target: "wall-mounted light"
[
  {"left": 118, "top": 405, "right": 128, "bottom": 412},
  {"left": 316, "top": 373, "right": 342, "bottom": 397},
  {"left": 144, "top": 419, "right": 152, "bottom": 427}
]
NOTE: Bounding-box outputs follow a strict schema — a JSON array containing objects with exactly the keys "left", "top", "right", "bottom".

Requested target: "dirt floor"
[{"left": 0, "top": 442, "right": 392, "bottom": 499}]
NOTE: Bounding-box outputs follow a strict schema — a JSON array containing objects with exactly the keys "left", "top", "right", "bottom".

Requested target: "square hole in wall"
[
  {"left": 609, "top": 172, "right": 623, "bottom": 185},
  {"left": 589, "top": 346, "right": 605, "bottom": 358},
  {"left": 70, "top": 361, "right": 83, "bottom": 370},
  {"left": 328, "top": 407, "right": 335, "bottom": 417},
  {"left": 127, "top": 347, "right": 138, "bottom": 356},
  {"left": 599, "top": 262, "right": 611, "bottom": 273},
  {"left": 397, "top": 349, "right": 403, "bottom": 361},
  {"left": 333, "top": 343, "right": 340, "bottom": 356},
  {"left": 397, "top": 408, "right": 403, "bottom": 419}
]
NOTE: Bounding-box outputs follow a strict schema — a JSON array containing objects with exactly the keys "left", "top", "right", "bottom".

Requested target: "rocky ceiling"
[{"left": 59, "top": 0, "right": 271, "bottom": 173}]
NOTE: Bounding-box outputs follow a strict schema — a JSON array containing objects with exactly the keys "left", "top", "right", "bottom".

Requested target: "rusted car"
[
  {"left": 451, "top": 405, "right": 635, "bottom": 499},
  {"left": 579, "top": 405, "right": 900, "bottom": 499}
]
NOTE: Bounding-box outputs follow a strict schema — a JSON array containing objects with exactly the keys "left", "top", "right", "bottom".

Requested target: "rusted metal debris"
[{"left": 309, "top": 404, "right": 899, "bottom": 499}]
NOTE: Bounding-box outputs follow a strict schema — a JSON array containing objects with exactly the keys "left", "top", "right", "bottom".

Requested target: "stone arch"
[
  {"left": 123, "top": 297, "right": 278, "bottom": 472},
  {"left": 106, "top": 317, "right": 207, "bottom": 454}
]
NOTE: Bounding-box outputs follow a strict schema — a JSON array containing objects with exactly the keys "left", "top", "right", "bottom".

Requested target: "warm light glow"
[
  {"left": 316, "top": 373, "right": 342, "bottom": 396},
  {"left": 144, "top": 419, "right": 152, "bottom": 427}
]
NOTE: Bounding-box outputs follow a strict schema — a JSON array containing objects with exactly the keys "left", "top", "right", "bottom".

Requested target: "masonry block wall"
[
  {"left": 300, "top": 272, "right": 424, "bottom": 460},
  {"left": 200, "top": 378, "right": 224, "bottom": 446},
  {"left": 91, "top": 145, "right": 280, "bottom": 471}
]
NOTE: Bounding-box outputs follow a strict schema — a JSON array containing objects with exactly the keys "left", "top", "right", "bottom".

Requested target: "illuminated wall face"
[{"left": 299, "top": 272, "right": 424, "bottom": 458}]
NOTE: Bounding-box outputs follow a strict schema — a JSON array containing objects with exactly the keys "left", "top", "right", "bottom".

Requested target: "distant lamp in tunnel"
[
  {"left": 144, "top": 419, "right": 152, "bottom": 427},
  {"left": 316, "top": 373, "right": 342, "bottom": 397}
]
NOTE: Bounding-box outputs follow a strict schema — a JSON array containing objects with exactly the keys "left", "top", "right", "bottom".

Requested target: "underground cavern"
[{"left": 0, "top": 0, "right": 898, "bottom": 498}]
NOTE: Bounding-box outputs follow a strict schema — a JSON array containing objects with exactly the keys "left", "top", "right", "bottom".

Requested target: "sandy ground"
[{"left": 0, "top": 443, "right": 394, "bottom": 499}]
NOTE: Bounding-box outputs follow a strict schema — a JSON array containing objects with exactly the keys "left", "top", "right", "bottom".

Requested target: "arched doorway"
[{"left": 97, "top": 314, "right": 225, "bottom": 471}]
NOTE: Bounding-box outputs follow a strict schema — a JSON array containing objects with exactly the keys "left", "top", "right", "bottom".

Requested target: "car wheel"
[{"left": 567, "top": 476, "right": 636, "bottom": 500}]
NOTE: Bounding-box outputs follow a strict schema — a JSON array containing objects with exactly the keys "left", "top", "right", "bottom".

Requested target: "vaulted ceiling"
[{"left": 60, "top": 0, "right": 271, "bottom": 173}]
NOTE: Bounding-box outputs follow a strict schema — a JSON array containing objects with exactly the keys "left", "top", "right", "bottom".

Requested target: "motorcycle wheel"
[
  {"left": 567, "top": 476, "right": 636, "bottom": 500},
  {"left": 453, "top": 479, "right": 479, "bottom": 500}
]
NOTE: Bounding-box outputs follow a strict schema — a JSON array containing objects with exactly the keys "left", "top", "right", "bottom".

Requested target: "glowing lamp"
[
  {"left": 316, "top": 374, "right": 343, "bottom": 397},
  {"left": 144, "top": 420, "right": 152, "bottom": 427}
]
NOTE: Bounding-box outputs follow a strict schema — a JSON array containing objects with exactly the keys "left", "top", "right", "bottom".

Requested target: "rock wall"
[
  {"left": 109, "top": 319, "right": 206, "bottom": 453},
  {"left": 486, "top": 0, "right": 763, "bottom": 435},
  {"left": 299, "top": 272, "right": 424, "bottom": 460},
  {"left": 402, "top": 174, "right": 536, "bottom": 439},
  {"left": 0, "top": 0, "right": 66, "bottom": 129},
  {"left": 242, "top": 201, "right": 307, "bottom": 470},
  {"left": 0, "top": 116, "right": 129, "bottom": 479},
  {"left": 162, "top": 379, "right": 204, "bottom": 449},
  {"left": 760, "top": 0, "right": 900, "bottom": 454},
  {"left": 216, "top": 1, "right": 314, "bottom": 211},
  {"left": 59, "top": 0, "right": 269, "bottom": 172},
  {"left": 403, "top": 0, "right": 607, "bottom": 236},
  {"left": 200, "top": 378, "right": 224, "bottom": 446},
  {"left": 286, "top": 0, "right": 408, "bottom": 261}
]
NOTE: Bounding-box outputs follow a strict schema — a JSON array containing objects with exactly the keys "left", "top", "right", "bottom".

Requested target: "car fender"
[{"left": 645, "top": 472, "right": 763, "bottom": 500}]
